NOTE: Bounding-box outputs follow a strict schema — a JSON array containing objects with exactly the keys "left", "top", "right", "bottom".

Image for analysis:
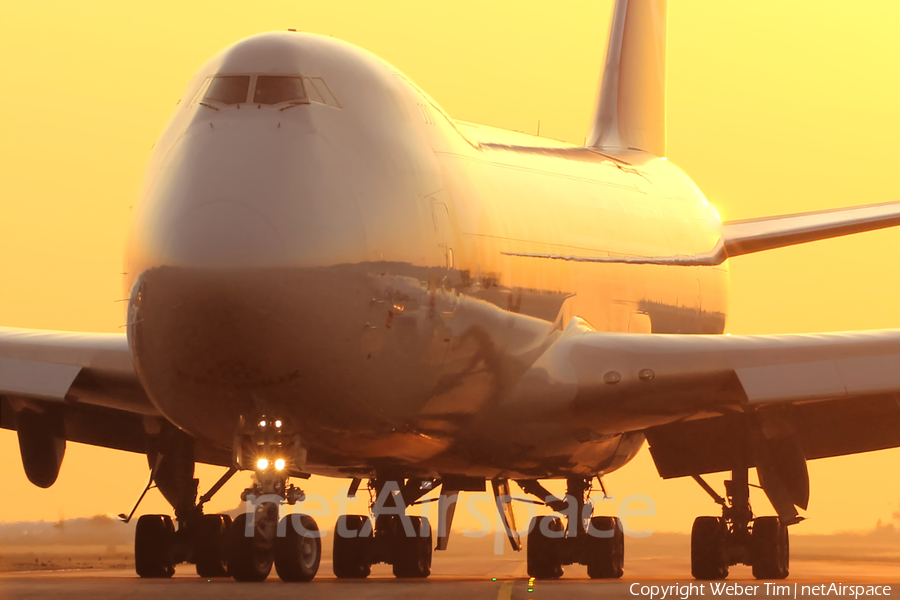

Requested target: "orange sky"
[{"left": 0, "top": 1, "right": 898, "bottom": 534}]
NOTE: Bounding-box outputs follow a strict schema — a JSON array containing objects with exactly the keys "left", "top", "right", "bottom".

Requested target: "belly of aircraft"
[{"left": 128, "top": 258, "right": 648, "bottom": 478}]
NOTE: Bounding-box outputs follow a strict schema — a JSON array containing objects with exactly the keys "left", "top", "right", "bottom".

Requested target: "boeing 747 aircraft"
[{"left": 2, "top": 0, "right": 899, "bottom": 583}]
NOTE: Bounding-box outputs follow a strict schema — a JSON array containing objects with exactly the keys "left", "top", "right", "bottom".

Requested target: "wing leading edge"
[
  {"left": 517, "top": 318, "right": 900, "bottom": 426},
  {"left": 0, "top": 326, "right": 155, "bottom": 414},
  {"left": 502, "top": 199, "right": 900, "bottom": 266},
  {"left": 0, "top": 327, "right": 234, "bottom": 486},
  {"left": 507, "top": 319, "right": 900, "bottom": 521}
]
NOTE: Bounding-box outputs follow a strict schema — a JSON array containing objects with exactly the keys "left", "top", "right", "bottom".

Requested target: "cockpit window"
[
  {"left": 204, "top": 75, "right": 251, "bottom": 105},
  {"left": 253, "top": 76, "right": 307, "bottom": 105}
]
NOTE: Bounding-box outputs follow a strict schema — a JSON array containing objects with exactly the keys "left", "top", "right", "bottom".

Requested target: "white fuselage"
[{"left": 124, "top": 32, "right": 728, "bottom": 480}]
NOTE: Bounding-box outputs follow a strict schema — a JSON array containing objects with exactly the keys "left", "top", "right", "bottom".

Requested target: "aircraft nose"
[
  {"left": 164, "top": 200, "right": 285, "bottom": 268},
  {"left": 131, "top": 118, "right": 367, "bottom": 272},
  {"left": 126, "top": 119, "right": 373, "bottom": 442}
]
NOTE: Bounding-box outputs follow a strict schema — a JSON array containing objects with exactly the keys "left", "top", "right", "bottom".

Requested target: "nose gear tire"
[
  {"left": 227, "top": 513, "right": 273, "bottom": 582},
  {"left": 274, "top": 514, "right": 321, "bottom": 582}
]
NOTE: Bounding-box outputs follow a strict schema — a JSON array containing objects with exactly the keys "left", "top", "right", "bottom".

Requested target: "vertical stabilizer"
[{"left": 587, "top": 0, "right": 667, "bottom": 156}]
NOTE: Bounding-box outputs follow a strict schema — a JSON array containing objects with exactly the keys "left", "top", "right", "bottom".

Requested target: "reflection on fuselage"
[{"left": 124, "top": 32, "right": 727, "bottom": 480}]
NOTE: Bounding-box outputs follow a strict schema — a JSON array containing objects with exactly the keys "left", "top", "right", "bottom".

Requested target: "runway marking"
[{"left": 497, "top": 581, "right": 513, "bottom": 600}]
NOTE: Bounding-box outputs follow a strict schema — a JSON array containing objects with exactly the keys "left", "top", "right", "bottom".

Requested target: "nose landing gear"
[{"left": 226, "top": 416, "right": 320, "bottom": 582}]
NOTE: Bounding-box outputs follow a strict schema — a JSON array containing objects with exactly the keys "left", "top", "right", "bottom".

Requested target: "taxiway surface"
[{"left": 2, "top": 557, "right": 898, "bottom": 600}]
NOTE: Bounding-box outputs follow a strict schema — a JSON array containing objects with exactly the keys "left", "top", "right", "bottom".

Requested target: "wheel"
[
  {"left": 135, "top": 515, "right": 175, "bottom": 578},
  {"left": 751, "top": 517, "right": 789, "bottom": 579},
  {"left": 227, "top": 512, "right": 273, "bottom": 582},
  {"left": 135, "top": 514, "right": 175, "bottom": 578},
  {"left": 196, "top": 514, "right": 231, "bottom": 578},
  {"left": 333, "top": 515, "right": 372, "bottom": 578},
  {"left": 527, "top": 515, "right": 564, "bottom": 579},
  {"left": 586, "top": 516, "right": 624, "bottom": 579},
  {"left": 392, "top": 515, "right": 432, "bottom": 578},
  {"left": 274, "top": 514, "right": 321, "bottom": 582},
  {"left": 691, "top": 516, "right": 729, "bottom": 580}
]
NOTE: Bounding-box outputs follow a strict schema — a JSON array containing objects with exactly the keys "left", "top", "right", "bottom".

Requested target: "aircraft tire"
[
  {"left": 751, "top": 517, "right": 789, "bottom": 580},
  {"left": 333, "top": 515, "right": 372, "bottom": 578},
  {"left": 586, "top": 516, "right": 625, "bottom": 579},
  {"left": 392, "top": 516, "right": 432, "bottom": 578},
  {"left": 135, "top": 514, "right": 175, "bottom": 578},
  {"left": 274, "top": 514, "right": 321, "bottom": 582},
  {"left": 195, "top": 514, "right": 231, "bottom": 577},
  {"left": 227, "top": 513, "right": 273, "bottom": 582},
  {"left": 527, "top": 515, "right": 564, "bottom": 579},
  {"left": 691, "top": 516, "right": 729, "bottom": 580}
]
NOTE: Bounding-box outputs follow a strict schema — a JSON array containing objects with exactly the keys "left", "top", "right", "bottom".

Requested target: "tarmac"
[{"left": 2, "top": 556, "right": 898, "bottom": 600}]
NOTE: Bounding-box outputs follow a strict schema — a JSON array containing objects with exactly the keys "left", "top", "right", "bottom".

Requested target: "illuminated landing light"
[
  {"left": 259, "top": 420, "right": 267, "bottom": 427},
  {"left": 275, "top": 419, "right": 283, "bottom": 428},
  {"left": 257, "top": 458, "right": 269, "bottom": 470},
  {"left": 660, "top": 156, "right": 668, "bottom": 160},
  {"left": 275, "top": 458, "right": 286, "bottom": 471}
]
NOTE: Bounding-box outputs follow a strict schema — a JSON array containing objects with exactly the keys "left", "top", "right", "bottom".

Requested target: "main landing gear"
[
  {"left": 690, "top": 467, "right": 790, "bottom": 580},
  {"left": 132, "top": 417, "right": 320, "bottom": 583},
  {"left": 520, "top": 478, "right": 625, "bottom": 580},
  {"left": 332, "top": 477, "right": 434, "bottom": 579}
]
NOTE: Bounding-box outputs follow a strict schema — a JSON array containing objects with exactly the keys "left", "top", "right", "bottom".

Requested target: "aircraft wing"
[
  {"left": 0, "top": 326, "right": 153, "bottom": 413},
  {"left": 0, "top": 326, "right": 162, "bottom": 457},
  {"left": 722, "top": 199, "right": 900, "bottom": 258},
  {"left": 512, "top": 318, "right": 900, "bottom": 519},
  {"left": 0, "top": 326, "right": 233, "bottom": 472},
  {"left": 502, "top": 199, "right": 900, "bottom": 265}
]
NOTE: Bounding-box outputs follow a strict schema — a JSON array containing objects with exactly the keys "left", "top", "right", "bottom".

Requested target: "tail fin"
[{"left": 587, "top": 0, "right": 667, "bottom": 156}]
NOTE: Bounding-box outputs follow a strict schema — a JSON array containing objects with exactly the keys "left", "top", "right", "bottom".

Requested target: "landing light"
[
  {"left": 259, "top": 420, "right": 267, "bottom": 427},
  {"left": 275, "top": 458, "right": 286, "bottom": 471},
  {"left": 275, "top": 419, "right": 283, "bottom": 428},
  {"left": 257, "top": 458, "right": 269, "bottom": 470}
]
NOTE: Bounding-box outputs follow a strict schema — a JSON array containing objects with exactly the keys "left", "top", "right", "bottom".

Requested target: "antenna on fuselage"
[{"left": 586, "top": 0, "right": 667, "bottom": 157}]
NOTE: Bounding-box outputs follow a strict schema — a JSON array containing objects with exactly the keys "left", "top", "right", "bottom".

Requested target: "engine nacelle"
[{"left": 16, "top": 407, "right": 66, "bottom": 488}]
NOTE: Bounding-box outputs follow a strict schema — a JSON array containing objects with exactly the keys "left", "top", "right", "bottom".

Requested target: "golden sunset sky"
[{"left": 0, "top": 1, "right": 898, "bottom": 534}]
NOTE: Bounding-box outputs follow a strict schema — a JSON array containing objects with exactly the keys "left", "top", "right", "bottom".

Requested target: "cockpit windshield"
[
  {"left": 204, "top": 75, "right": 251, "bottom": 105},
  {"left": 253, "top": 76, "right": 307, "bottom": 105}
]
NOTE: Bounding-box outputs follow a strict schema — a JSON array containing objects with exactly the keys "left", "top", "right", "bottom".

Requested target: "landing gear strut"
[
  {"left": 332, "top": 477, "right": 434, "bottom": 579},
  {"left": 520, "top": 478, "right": 625, "bottom": 580},
  {"left": 690, "top": 467, "right": 789, "bottom": 580},
  {"left": 133, "top": 417, "right": 321, "bottom": 583}
]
